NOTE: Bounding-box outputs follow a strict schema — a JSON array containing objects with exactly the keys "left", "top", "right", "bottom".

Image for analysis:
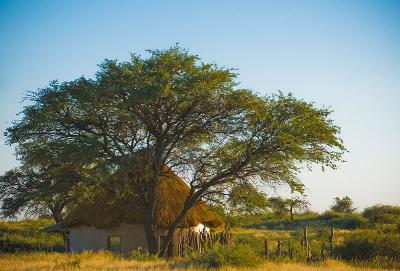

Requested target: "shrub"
[
  {"left": 129, "top": 247, "right": 159, "bottom": 261},
  {"left": 234, "top": 233, "right": 264, "bottom": 253},
  {"left": 335, "top": 230, "right": 400, "bottom": 260},
  {"left": 318, "top": 210, "right": 344, "bottom": 220},
  {"left": 186, "top": 243, "right": 261, "bottom": 268},
  {"left": 372, "top": 223, "right": 398, "bottom": 234},
  {"left": 317, "top": 212, "right": 366, "bottom": 229},
  {"left": 0, "top": 219, "right": 64, "bottom": 252},
  {"left": 363, "top": 205, "right": 400, "bottom": 224},
  {"left": 328, "top": 214, "right": 367, "bottom": 229}
]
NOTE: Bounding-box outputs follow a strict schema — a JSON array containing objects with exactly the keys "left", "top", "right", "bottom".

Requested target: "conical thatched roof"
[{"left": 62, "top": 168, "right": 223, "bottom": 228}]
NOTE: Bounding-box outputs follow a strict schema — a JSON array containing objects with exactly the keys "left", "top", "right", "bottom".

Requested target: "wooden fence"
[
  {"left": 174, "top": 226, "right": 334, "bottom": 260},
  {"left": 264, "top": 227, "right": 335, "bottom": 261},
  {"left": 176, "top": 226, "right": 233, "bottom": 257}
]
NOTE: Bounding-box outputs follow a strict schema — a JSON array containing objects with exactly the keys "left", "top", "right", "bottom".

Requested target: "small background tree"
[
  {"left": 330, "top": 196, "right": 356, "bottom": 214},
  {"left": 269, "top": 195, "right": 310, "bottom": 230}
]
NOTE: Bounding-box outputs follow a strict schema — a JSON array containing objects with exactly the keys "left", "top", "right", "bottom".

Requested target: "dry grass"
[
  {"left": 230, "top": 227, "right": 291, "bottom": 239},
  {"left": 0, "top": 251, "right": 394, "bottom": 271}
]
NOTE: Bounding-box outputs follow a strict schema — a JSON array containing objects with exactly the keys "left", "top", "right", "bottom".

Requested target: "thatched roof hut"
[{"left": 63, "top": 169, "right": 223, "bottom": 229}]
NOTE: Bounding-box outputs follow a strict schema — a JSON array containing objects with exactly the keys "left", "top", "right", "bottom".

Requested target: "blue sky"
[{"left": 1, "top": 0, "right": 399, "bottom": 211}]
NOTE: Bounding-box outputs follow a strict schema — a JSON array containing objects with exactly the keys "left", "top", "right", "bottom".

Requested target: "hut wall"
[{"left": 68, "top": 223, "right": 168, "bottom": 256}]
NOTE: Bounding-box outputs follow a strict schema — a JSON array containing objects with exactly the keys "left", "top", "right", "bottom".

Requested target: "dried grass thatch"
[{"left": 63, "top": 168, "right": 223, "bottom": 229}]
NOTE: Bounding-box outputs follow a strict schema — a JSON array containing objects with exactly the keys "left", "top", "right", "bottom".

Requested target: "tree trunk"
[
  {"left": 159, "top": 196, "right": 195, "bottom": 257},
  {"left": 142, "top": 147, "right": 163, "bottom": 254},
  {"left": 289, "top": 206, "right": 293, "bottom": 231},
  {"left": 142, "top": 184, "right": 160, "bottom": 254},
  {"left": 143, "top": 211, "right": 159, "bottom": 254},
  {"left": 52, "top": 212, "right": 62, "bottom": 223},
  {"left": 50, "top": 203, "right": 65, "bottom": 223}
]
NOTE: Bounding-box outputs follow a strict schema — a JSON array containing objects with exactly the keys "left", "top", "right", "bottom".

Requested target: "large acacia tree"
[{"left": 5, "top": 46, "right": 346, "bottom": 255}]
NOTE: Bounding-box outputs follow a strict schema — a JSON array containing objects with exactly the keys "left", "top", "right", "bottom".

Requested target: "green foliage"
[
  {"left": 5, "top": 46, "right": 346, "bottom": 203},
  {"left": 0, "top": 218, "right": 64, "bottom": 252},
  {"left": 4, "top": 45, "right": 346, "bottom": 254},
  {"left": 329, "top": 214, "right": 367, "bottom": 229},
  {"left": 223, "top": 213, "right": 272, "bottom": 228},
  {"left": 335, "top": 230, "right": 400, "bottom": 261},
  {"left": 228, "top": 183, "right": 269, "bottom": 215},
  {"left": 0, "top": 165, "right": 86, "bottom": 221},
  {"left": 234, "top": 232, "right": 265, "bottom": 253},
  {"left": 244, "top": 212, "right": 366, "bottom": 230},
  {"left": 330, "top": 196, "right": 356, "bottom": 214},
  {"left": 129, "top": 247, "right": 160, "bottom": 261},
  {"left": 185, "top": 243, "right": 261, "bottom": 268},
  {"left": 363, "top": 205, "right": 400, "bottom": 224},
  {"left": 319, "top": 210, "right": 344, "bottom": 220}
]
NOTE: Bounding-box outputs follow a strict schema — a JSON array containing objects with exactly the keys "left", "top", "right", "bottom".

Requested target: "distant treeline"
[{"left": 226, "top": 204, "right": 400, "bottom": 230}]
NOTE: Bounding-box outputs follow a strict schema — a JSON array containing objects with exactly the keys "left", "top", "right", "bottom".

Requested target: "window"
[{"left": 107, "top": 236, "right": 121, "bottom": 254}]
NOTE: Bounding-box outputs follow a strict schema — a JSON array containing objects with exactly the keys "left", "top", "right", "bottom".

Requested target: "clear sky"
[{"left": 1, "top": 0, "right": 399, "bottom": 212}]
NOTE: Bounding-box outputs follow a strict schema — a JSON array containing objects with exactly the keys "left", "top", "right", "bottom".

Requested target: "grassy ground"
[
  {"left": 0, "top": 218, "right": 64, "bottom": 252},
  {"left": 231, "top": 226, "right": 352, "bottom": 255},
  {"left": 0, "top": 251, "right": 394, "bottom": 271},
  {"left": 0, "top": 219, "right": 399, "bottom": 270}
]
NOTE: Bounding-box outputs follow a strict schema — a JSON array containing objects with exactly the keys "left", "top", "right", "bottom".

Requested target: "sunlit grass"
[
  {"left": 0, "top": 251, "right": 395, "bottom": 271},
  {"left": 231, "top": 227, "right": 290, "bottom": 238}
]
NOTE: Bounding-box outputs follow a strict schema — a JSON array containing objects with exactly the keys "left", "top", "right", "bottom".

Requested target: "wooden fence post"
[
  {"left": 329, "top": 227, "right": 335, "bottom": 256},
  {"left": 264, "top": 239, "right": 269, "bottom": 258},
  {"left": 277, "top": 240, "right": 281, "bottom": 257},
  {"left": 289, "top": 240, "right": 293, "bottom": 259},
  {"left": 321, "top": 241, "right": 326, "bottom": 260},
  {"left": 303, "top": 227, "right": 308, "bottom": 251},
  {"left": 303, "top": 227, "right": 308, "bottom": 258},
  {"left": 304, "top": 227, "right": 311, "bottom": 261}
]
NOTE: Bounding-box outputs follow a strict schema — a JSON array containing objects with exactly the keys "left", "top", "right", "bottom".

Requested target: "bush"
[
  {"left": 129, "top": 247, "right": 160, "bottom": 261},
  {"left": 335, "top": 230, "right": 400, "bottom": 260},
  {"left": 234, "top": 233, "right": 264, "bottom": 253},
  {"left": 316, "top": 211, "right": 367, "bottom": 229},
  {"left": 371, "top": 223, "right": 398, "bottom": 234},
  {"left": 186, "top": 243, "right": 261, "bottom": 268},
  {"left": 363, "top": 205, "right": 400, "bottom": 224},
  {"left": 318, "top": 210, "right": 344, "bottom": 220},
  {"left": 328, "top": 214, "right": 367, "bottom": 229},
  {"left": 0, "top": 219, "right": 64, "bottom": 252}
]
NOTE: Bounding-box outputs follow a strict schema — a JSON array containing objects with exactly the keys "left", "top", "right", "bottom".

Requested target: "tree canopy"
[
  {"left": 268, "top": 195, "right": 310, "bottom": 230},
  {"left": 3, "top": 46, "right": 346, "bottom": 255},
  {"left": 330, "top": 196, "right": 356, "bottom": 214},
  {"left": 0, "top": 163, "right": 89, "bottom": 222}
]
